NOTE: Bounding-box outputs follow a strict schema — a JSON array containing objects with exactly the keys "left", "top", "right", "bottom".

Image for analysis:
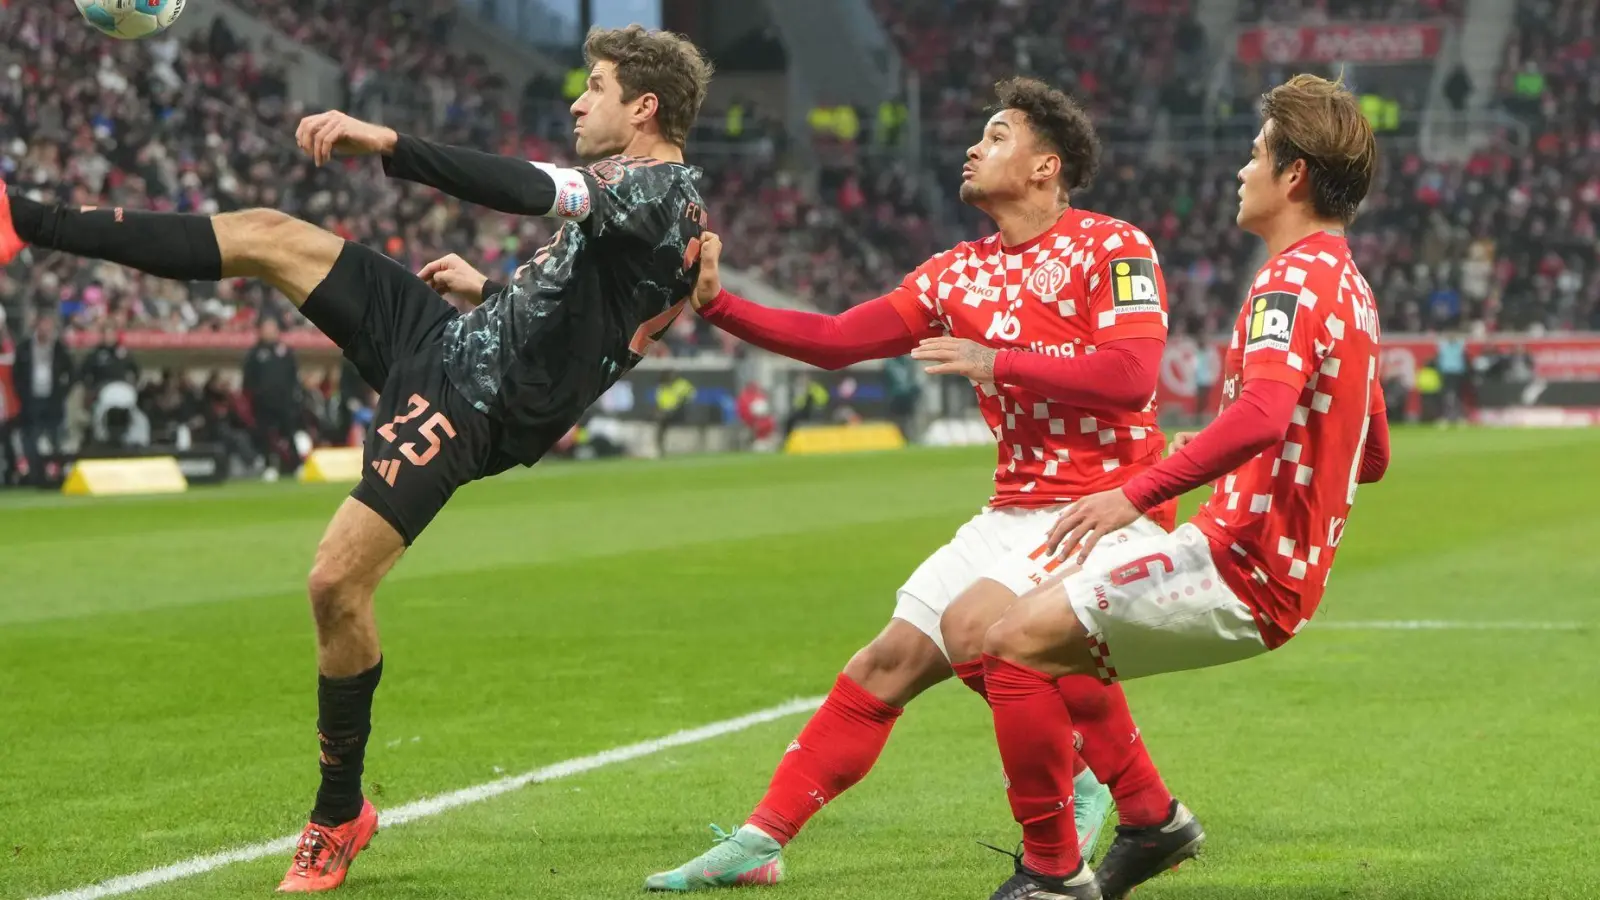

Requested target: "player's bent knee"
[
  {"left": 214, "top": 208, "right": 343, "bottom": 301},
  {"left": 980, "top": 614, "right": 1028, "bottom": 661},
  {"left": 842, "top": 623, "right": 948, "bottom": 705},
  {"left": 940, "top": 579, "right": 1019, "bottom": 663},
  {"left": 305, "top": 556, "right": 374, "bottom": 630}
]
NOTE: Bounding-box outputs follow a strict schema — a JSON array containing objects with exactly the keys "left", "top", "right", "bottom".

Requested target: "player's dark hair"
[
  {"left": 584, "top": 25, "right": 714, "bottom": 148},
  {"left": 1259, "top": 74, "right": 1377, "bottom": 224},
  {"left": 992, "top": 77, "right": 1101, "bottom": 192}
]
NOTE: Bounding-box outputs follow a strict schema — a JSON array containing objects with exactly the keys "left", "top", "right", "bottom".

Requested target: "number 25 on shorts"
[{"left": 376, "top": 393, "right": 457, "bottom": 467}]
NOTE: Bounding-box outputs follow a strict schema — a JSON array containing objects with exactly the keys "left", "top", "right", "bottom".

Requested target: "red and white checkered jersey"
[
  {"left": 1195, "top": 232, "right": 1385, "bottom": 647},
  {"left": 886, "top": 210, "right": 1170, "bottom": 508}
]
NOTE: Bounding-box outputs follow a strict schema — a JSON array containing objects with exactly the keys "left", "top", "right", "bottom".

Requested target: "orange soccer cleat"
[{"left": 276, "top": 799, "right": 379, "bottom": 893}]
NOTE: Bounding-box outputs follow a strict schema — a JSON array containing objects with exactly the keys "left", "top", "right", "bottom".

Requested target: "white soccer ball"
[{"left": 74, "top": 0, "right": 186, "bottom": 40}]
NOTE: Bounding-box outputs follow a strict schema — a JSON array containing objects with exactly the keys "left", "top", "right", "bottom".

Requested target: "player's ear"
[
  {"left": 631, "top": 92, "right": 661, "bottom": 129},
  {"left": 1283, "top": 157, "right": 1312, "bottom": 202},
  {"left": 1034, "top": 153, "right": 1061, "bottom": 187}
]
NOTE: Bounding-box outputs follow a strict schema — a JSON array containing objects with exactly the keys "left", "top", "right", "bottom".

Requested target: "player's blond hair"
[
  {"left": 584, "top": 25, "right": 714, "bottom": 148},
  {"left": 1259, "top": 74, "right": 1377, "bottom": 224}
]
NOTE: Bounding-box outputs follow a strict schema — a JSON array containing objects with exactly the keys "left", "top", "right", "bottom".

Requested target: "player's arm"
[
  {"left": 1123, "top": 280, "right": 1326, "bottom": 512},
  {"left": 1358, "top": 382, "right": 1390, "bottom": 483},
  {"left": 691, "top": 233, "right": 933, "bottom": 370},
  {"left": 1001, "top": 339, "right": 1162, "bottom": 409},
  {"left": 418, "top": 254, "right": 499, "bottom": 306},
  {"left": 698, "top": 292, "right": 917, "bottom": 371},
  {"left": 1121, "top": 379, "right": 1300, "bottom": 512},
  {"left": 382, "top": 135, "right": 579, "bottom": 218},
  {"left": 942, "top": 227, "right": 1170, "bottom": 408},
  {"left": 293, "top": 110, "right": 578, "bottom": 218}
]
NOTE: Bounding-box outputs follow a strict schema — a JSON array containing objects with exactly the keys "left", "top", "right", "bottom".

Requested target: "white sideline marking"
[
  {"left": 1316, "top": 619, "right": 1588, "bottom": 632},
  {"left": 28, "top": 696, "right": 825, "bottom": 900}
]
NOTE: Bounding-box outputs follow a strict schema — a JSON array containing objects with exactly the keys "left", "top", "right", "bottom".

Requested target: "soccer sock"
[
  {"left": 1056, "top": 674, "right": 1172, "bottom": 827},
  {"left": 952, "top": 658, "right": 988, "bottom": 701},
  {"left": 955, "top": 658, "right": 1089, "bottom": 777},
  {"left": 5, "top": 190, "right": 222, "bottom": 281},
  {"left": 311, "top": 658, "right": 383, "bottom": 827},
  {"left": 747, "top": 674, "right": 902, "bottom": 845},
  {"left": 984, "top": 654, "right": 1081, "bottom": 878}
]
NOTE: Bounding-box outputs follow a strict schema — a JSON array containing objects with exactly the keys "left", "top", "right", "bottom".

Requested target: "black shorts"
[{"left": 301, "top": 242, "right": 511, "bottom": 544}]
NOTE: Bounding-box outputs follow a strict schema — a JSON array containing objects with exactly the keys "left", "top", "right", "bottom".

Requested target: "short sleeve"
[
  {"left": 1087, "top": 226, "right": 1169, "bottom": 345},
  {"left": 1368, "top": 371, "right": 1386, "bottom": 415}
]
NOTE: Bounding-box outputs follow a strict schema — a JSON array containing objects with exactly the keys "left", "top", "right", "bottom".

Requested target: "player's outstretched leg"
[
  {"left": 279, "top": 498, "right": 407, "bottom": 893},
  {"left": 944, "top": 578, "right": 1115, "bottom": 860},
  {"left": 0, "top": 186, "right": 414, "bottom": 892},
  {"left": 0, "top": 185, "right": 347, "bottom": 306},
  {"left": 644, "top": 620, "right": 947, "bottom": 891}
]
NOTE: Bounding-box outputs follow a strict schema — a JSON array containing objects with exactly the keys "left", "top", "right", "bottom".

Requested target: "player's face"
[
  {"left": 1236, "top": 122, "right": 1295, "bottom": 234},
  {"left": 959, "top": 110, "right": 1047, "bottom": 206},
  {"left": 570, "top": 61, "right": 637, "bottom": 160}
]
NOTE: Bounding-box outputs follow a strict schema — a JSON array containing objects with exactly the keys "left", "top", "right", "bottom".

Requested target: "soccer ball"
[{"left": 74, "top": 0, "right": 186, "bottom": 40}]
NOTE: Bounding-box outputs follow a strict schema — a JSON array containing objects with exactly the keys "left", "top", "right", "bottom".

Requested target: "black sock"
[
  {"left": 6, "top": 189, "right": 222, "bottom": 281},
  {"left": 311, "top": 657, "right": 383, "bottom": 827}
]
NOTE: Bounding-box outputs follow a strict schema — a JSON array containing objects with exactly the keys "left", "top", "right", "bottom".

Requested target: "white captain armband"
[{"left": 532, "top": 162, "right": 592, "bottom": 222}]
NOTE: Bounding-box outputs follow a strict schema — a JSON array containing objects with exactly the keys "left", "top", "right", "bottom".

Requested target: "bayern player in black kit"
[{"left": 0, "top": 25, "right": 713, "bottom": 892}]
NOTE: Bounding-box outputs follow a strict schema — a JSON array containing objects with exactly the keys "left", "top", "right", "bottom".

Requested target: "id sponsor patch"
[
  {"left": 1245, "top": 291, "right": 1298, "bottom": 352},
  {"left": 1110, "top": 258, "right": 1160, "bottom": 313}
]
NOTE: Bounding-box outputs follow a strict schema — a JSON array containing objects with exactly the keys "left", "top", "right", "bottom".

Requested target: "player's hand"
[
  {"left": 418, "top": 254, "right": 489, "bottom": 305},
  {"left": 1169, "top": 431, "right": 1200, "bottom": 455},
  {"left": 691, "top": 232, "right": 723, "bottom": 311},
  {"left": 295, "top": 110, "right": 399, "bottom": 166},
  {"left": 1047, "top": 488, "right": 1143, "bottom": 565},
  {"left": 911, "top": 337, "right": 998, "bottom": 382}
]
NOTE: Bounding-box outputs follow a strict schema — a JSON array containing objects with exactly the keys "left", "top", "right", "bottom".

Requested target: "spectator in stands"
[
  {"left": 193, "top": 371, "right": 259, "bottom": 474},
  {"left": 1435, "top": 331, "right": 1469, "bottom": 425},
  {"left": 80, "top": 322, "right": 139, "bottom": 398},
  {"left": 140, "top": 368, "right": 199, "bottom": 446},
  {"left": 654, "top": 369, "right": 696, "bottom": 458},
  {"left": 785, "top": 375, "right": 830, "bottom": 438},
  {"left": 13, "top": 309, "right": 74, "bottom": 484},
  {"left": 242, "top": 316, "right": 302, "bottom": 479}
]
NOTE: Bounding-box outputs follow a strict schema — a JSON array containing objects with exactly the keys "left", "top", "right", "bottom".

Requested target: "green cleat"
[
  {"left": 1075, "top": 768, "right": 1114, "bottom": 862},
  {"left": 645, "top": 824, "right": 786, "bottom": 892}
]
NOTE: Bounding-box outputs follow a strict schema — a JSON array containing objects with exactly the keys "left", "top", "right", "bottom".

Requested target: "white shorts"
[
  {"left": 1061, "top": 523, "right": 1268, "bottom": 683},
  {"left": 893, "top": 504, "right": 1169, "bottom": 658}
]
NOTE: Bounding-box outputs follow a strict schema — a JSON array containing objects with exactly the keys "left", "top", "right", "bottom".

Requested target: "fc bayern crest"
[{"left": 1027, "top": 259, "right": 1071, "bottom": 298}]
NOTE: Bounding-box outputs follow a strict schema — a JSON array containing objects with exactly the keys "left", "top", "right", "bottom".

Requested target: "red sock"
[
  {"left": 983, "top": 654, "right": 1081, "bottom": 878},
  {"left": 747, "top": 674, "right": 901, "bottom": 845},
  {"left": 1056, "top": 674, "right": 1172, "bottom": 826},
  {"left": 952, "top": 658, "right": 988, "bottom": 701},
  {"left": 959, "top": 658, "right": 1089, "bottom": 777}
]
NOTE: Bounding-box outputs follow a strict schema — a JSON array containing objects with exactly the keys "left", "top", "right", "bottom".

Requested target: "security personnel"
[{"left": 654, "top": 368, "right": 696, "bottom": 457}]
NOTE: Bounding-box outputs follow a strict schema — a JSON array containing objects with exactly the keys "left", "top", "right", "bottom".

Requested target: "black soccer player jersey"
[{"left": 382, "top": 138, "right": 707, "bottom": 465}]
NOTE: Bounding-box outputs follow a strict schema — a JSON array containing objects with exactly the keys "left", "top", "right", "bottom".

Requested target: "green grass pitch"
[{"left": 2, "top": 427, "right": 1598, "bottom": 899}]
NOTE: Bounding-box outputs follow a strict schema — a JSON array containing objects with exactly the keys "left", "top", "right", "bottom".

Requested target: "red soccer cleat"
[
  {"left": 0, "top": 181, "right": 26, "bottom": 265},
  {"left": 276, "top": 799, "right": 379, "bottom": 893}
]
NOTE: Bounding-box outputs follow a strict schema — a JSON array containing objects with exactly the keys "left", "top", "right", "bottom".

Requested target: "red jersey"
[
  {"left": 886, "top": 211, "right": 1170, "bottom": 508},
  {"left": 1196, "top": 232, "right": 1385, "bottom": 647}
]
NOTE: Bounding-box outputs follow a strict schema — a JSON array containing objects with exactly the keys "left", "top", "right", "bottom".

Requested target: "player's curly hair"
[
  {"left": 584, "top": 25, "right": 715, "bottom": 148},
  {"left": 1259, "top": 74, "right": 1377, "bottom": 224},
  {"left": 993, "top": 77, "right": 1101, "bottom": 193}
]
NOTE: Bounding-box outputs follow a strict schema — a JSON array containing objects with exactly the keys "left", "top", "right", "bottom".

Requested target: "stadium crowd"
[{"left": 2, "top": 0, "right": 1598, "bottom": 348}]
